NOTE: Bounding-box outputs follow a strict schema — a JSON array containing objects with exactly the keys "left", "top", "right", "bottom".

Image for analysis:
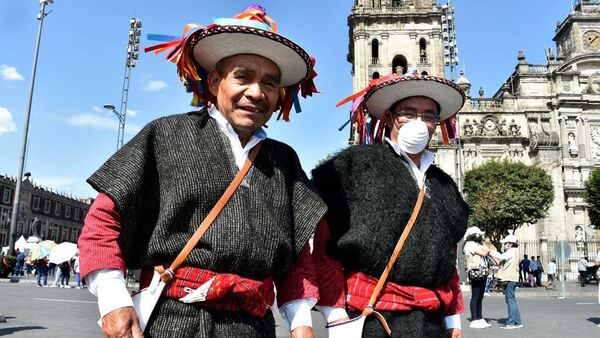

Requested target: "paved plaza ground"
[{"left": 1, "top": 276, "right": 599, "bottom": 337}]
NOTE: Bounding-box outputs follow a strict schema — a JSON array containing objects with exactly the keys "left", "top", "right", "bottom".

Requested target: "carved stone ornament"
[
  {"left": 591, "top": 125, "right": 600, "bottom": 160},
  {"left": 587, "top": 72, "right": 600, "bottom": 95},
  {"left": 508, "top": 119, "right": 522, "bottom": 136},
  {"left": 470, "top": 115, "right": 507, "bottom": 137}
]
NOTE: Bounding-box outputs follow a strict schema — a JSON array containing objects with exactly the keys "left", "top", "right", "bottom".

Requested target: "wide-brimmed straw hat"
[
  {"left": 363, "top": 74, "right": 465, "bottom": 121},
  {"left": 336, "top": 72, "right": 465, "bottom": 145},
  {"left": 145, "top": 5, "right": 318, "bottom": 121}
]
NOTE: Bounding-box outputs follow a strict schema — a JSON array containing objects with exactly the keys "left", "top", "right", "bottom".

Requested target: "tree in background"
[
  {"left": 584, "top": 168, "right": 600, "bottom": 230},
  {"left": 463, "top": 160, "right": 554, "bottom": 248}
]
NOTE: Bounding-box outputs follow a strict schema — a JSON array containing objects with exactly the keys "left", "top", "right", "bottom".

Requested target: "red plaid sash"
[
  {"left": 345, "top": 271, "right": 446, "bottom": 312},
  {"left": 143, "top": 266, "right": 275, "bottom": 317}
]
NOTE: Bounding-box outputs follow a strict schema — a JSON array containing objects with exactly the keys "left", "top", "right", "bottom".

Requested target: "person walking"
[
  {"left": 463, "top": 226, "right": 492, "bottom": 329},
  {"left": 578, "top": 256, "right": 589, "bottom": 287},
  {"left": 546, "top": 258, "right": 556, "bottom": 290},
  {"left": 491, "top": 234, "right": 523, "bottom": 330}
]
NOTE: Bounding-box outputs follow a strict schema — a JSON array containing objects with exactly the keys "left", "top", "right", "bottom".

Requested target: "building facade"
[
  {"left": 347, "top": 0, "right": 600, "bottom": 241},
  {"left": 0, "top": 175, "right": 91, "bottom": 247}
]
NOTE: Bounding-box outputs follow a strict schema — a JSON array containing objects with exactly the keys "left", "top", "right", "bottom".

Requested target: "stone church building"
[{"left": 347, "top": 0, "right": 600, "bottom": 242}]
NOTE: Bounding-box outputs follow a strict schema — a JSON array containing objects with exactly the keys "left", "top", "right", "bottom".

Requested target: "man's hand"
[
  {"left": 446, "top": 328, "right": 463, "bottom": 338},
  {"left": 101, "top": 306, "right": 144, "bottom": 338},
  {"left": 291, "top": 326, "right": 315, "bottom": 338}
]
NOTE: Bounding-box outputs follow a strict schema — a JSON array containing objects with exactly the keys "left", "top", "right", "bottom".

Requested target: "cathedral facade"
[{"left": 347, "top": 0, "right": 600, "bottom": 241}]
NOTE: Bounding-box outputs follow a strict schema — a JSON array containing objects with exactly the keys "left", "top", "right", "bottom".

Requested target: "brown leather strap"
[
  {"left": 361, "top": 186, "right": 426, "bottom": 336},
  {"left": 155, "top": 142, "right": 263, "bottom": 283}
]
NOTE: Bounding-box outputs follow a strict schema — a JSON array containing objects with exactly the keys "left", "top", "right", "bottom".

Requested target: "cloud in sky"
[
  {"left": 0, "top": 65, "right": 24, "bottom": 81},
  {"left": 68, "top": 113, "right": 117, "bottom": 130},
  {"left": 0, "top": 106, "right": 17, "bottom": 135},
  {"left": 142, "top": 80, "right": 168, "bottom": 92},
  {"left": 68, "top": 107, "right": 142, "bottom": 135},
  {"left": 126, "top": 108, "right": 139, "bottom": 117}
]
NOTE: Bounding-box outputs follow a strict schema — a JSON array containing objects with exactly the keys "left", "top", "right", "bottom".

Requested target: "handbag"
[
  {"left": 99, "top": 142, "right": 262, "bottom": 332},
  {"left": 326, "top": 186, "right": 425, "bottom": 338},
  {"left": 467, "top": 266, "right": 490, "bottom": 281}
]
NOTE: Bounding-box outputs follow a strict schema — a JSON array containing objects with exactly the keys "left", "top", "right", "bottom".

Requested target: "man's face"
[
  {"left": 387, "top": 96, "right": 439, "bottom": 144},
  {"left": 207, "top": 54, "right": 281, "bottom": 140}
]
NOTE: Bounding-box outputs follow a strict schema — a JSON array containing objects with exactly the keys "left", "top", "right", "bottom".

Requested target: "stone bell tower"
[{"left": 348, "top": 0, "right": 446, "bottom": 92}]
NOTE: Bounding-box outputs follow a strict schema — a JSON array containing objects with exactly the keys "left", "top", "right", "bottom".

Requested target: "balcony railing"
[
  {"left": 371, "top": 57, "right": 379, "bottom": 64},
  {"left": 469, "top": 98, "right": 503, "bottom": 110}
]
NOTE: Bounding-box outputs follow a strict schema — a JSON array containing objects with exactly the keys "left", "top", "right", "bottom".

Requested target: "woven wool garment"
[
  {"left": 87, "top": 109, "right": 326, "bottom": 280},
  {"left": 312, "top": 144, "right": 469, "bottom": 289}
]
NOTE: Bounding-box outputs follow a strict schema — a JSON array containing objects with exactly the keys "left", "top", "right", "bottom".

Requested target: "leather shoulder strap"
[
  {"left": 156, "top": 142, "right": 263, "bottom": 283},
  {"left": 362, "top": 186, "right": 426, "bottom": 336}
]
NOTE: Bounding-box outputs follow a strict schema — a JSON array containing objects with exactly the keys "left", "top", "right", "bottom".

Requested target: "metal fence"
[
  {"left": 520, "top": 239, "right": 599, "bottom": 282},
  {"left": 458, "top": 239, "right": 600, "bottom": 283}
]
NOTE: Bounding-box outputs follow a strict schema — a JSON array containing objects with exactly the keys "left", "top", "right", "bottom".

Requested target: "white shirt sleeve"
[
  {"left": 444, "top": 314, "right": 462, "bottom": 330},
  {"left": 278, "top": 298, "right": 317, "bottom": 331},
  {"left": 86, "top": 269, "right": 134, "bottom": 318},
  {"left": 490, "top": 249, "right": 513, "bottom": 262},
  {"left": 315, "top": 305, "right": 350, "bottom": 323}
]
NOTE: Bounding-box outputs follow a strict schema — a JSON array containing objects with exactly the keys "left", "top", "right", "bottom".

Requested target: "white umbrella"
[
  {"left": 49, "top": 242, "right": 78, "bottom": 264},
  {"left": 15, "top": 236, "right": 28, "bottom": 251}
]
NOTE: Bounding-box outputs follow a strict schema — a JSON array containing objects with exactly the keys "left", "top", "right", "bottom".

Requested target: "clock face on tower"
[{"left": 584, "top": 30, "right": 600, "bottom": 48}]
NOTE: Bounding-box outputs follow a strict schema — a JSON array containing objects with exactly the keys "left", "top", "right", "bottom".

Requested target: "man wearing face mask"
[{"left": 311, "top": 74, "right": 469, "bottom": 338}]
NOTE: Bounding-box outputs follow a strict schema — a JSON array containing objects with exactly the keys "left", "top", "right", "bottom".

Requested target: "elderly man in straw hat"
[
  {"left": 78, "top": 6, "right": 326, "bottom": 338},
  {"left": 311, "top": 73, "right": 469, "bottom": 337}
]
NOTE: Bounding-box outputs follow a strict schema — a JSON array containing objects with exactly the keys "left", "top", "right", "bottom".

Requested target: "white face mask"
[{"left": 396, "top": 119, "right": 431, "bottom": 154}]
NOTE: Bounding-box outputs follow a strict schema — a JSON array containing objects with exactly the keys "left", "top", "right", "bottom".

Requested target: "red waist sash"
[
  {"left": 141, "top": 266, "right": 275, "bottom": 317},
  {"left": 345, "top": 271, "right": 446, "bottom": 313}
]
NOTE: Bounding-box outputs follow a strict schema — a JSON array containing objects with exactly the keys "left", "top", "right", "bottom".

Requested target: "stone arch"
[
  {"left": 372, "top": 71, "right": 380, "bottom": 79},
  {"left": 392, "top": 54, "right": 408, "bottom": 75}
]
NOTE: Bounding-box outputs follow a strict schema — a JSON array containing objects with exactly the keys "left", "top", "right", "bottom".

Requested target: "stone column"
[
  {"left": 558, "top": 116, "right": 569, "bottom": 158},
  {"left": 354, "top": 33, "right": 365, "bottom": 91},
  {"left": 381, "top": 33, "right": 389, "bottom": 69},
  {"left": 363, "top": 33, "right": 370, "bottom": 83},
  {"left": 540, "top": 237, "right": 549, "bottom": 270},
  {"left": 576, "top": 116, "right": 587, "bottom": 159},
  {"left": 409, "top": 32, "right": 418, "bottom": 70}
]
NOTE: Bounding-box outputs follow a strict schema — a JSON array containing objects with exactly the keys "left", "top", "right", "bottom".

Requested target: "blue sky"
[{"left": 0, "top": 0, "right": 576, "bottom": 198}]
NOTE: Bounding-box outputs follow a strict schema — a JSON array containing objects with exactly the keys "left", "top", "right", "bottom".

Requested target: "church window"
[
  {"left": 373, "top": 72, "right": 380, "bottom": 79},
  {"left": 391, "top": 0, "right": 402, "bottom": 7},
  {"left": 419, "top": 38, "right": 428, "bottom": 63},
  {"left": 372, "top": 39, "right": 379, "bottom": 64}
]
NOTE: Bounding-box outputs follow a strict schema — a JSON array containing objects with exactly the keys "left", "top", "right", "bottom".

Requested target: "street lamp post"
[
  {"left": 104, "top": 17, "right": 141, "bottom": 150},
  {"left": 8, "top": 0, "right": 54, "bottom": 255}
]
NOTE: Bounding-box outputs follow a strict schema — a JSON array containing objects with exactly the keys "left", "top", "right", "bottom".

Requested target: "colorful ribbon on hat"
[
  {"left": 143, "top": 5, "right": 318, "bottom": 121},
  {"left": 336, "top": 73, "right": 457, "bottom": 146}
]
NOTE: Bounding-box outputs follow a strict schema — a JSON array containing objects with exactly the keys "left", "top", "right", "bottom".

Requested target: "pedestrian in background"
[
  {"left": 25, "top": 254, "right": 33, "bottom": 277},
  {"left": 528, "top": 256, "right": 539, "bottom": 287},
  {"left": 491, "top": 234, "right": 523, "bottom": 330},
  {"left": 59, "top": 261, "right": 71, "bottom": 288},
  {"left": 578, "top": 256, "right": 589, "bottom": 287},
  {"left": 36, "top": 257, "right": 48, "bottom": 287},
  {"left": 546, "top": 258, "right": 556, "bottom": 290},
  {"left": 536, "top": 256, "right": 544, "bottom": 287},
  {"left": 519, "top": 255, "right": 530, "bottom": 286},
  {"left": 463, "top": 226, "right": 492, "bottom": 329},
  {"left": 51, "top": 262, "right": 63, "bottom": 288},
  {"left": 73, "top": 252, "right": 81, "bottom": 289}
]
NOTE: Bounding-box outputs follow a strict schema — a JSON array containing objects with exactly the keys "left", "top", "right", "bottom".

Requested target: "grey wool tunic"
[
  {"left": 87, "top": 109, "right": 327, "bottom": 337},
  {"left": 312, "top": 144, "right": 469, "bottom": 338}
]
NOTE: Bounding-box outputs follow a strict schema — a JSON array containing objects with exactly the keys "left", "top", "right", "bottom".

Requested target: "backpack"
[{"left": 17, "top": 253, "right": 25, "bottom": 264}]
